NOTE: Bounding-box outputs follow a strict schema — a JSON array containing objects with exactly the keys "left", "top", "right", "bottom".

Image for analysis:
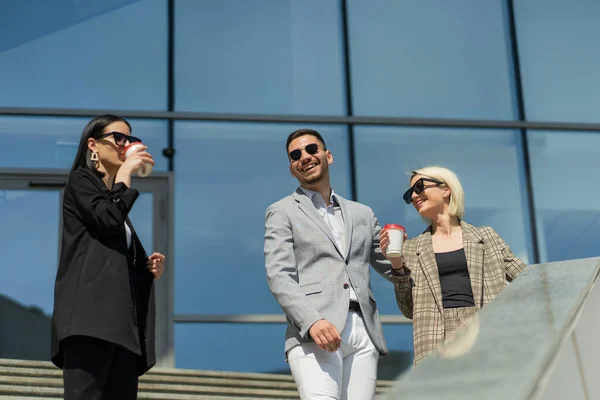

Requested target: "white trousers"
[{"left": 287, "top": 311, "right": 379, "bottom": 400}]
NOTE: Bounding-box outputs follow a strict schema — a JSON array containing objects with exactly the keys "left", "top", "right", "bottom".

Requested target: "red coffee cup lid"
[
  {"left": 123, "top": 142, "right": 144, "bottom": 152},
  {"left": 384, "top": 224, "right": 405, "bottom": 231},
  {"left": 122, "top": 142, "right": 144, "bottom": 160}
]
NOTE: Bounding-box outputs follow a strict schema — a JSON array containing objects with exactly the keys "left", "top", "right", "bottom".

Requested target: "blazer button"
[{"left": 343, "top": 283, "right": 349, "bottom": 289}]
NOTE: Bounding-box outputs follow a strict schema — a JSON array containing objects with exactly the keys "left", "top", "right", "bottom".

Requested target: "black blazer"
[{"left": 51, "top": 167, "right": 156, "bottom": 375}]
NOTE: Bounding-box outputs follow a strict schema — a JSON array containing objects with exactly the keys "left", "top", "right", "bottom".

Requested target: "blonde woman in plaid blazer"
[{"left": 380, "top": 166, "right": 527, "bottom": 365}]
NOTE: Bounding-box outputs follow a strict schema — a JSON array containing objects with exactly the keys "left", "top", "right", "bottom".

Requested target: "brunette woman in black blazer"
[{"left": 51, "top": 115, "right": 165, "bottom": 400}]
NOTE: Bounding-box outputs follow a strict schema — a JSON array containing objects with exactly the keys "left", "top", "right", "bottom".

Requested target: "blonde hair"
[{"left": 410, "top": 166, "right": 465, "bottom": 219}]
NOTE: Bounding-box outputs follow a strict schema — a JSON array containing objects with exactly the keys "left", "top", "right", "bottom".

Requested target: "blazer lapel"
[
  {"left": 336, "top": 195, "right": 353, "bottom": 260},
  {"left": 416, "top": 229, "right": 444, "bottom": 314},
  {"left": 462, "top": 222, "right": 485, "bottom": 308},
  {"left": 292, "top": 189, "right": 342, "bottom": 256}
]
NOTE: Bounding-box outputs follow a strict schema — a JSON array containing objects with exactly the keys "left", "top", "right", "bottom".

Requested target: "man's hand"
[{"left": 309, "top": 319, "right": 342, "bottom": 352}]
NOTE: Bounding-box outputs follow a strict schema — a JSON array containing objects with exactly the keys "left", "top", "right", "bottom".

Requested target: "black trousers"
[{"left": 62, "top": 335, "right": 139, "bottom": 400}]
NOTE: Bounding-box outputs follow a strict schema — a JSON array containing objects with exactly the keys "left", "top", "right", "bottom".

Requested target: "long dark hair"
[{"left": 71, "top": 114, "right": 132, "bottom": 178}]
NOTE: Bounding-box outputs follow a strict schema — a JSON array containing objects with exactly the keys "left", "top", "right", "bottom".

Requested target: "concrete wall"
[
  {"left": 0, "top": 295, "right": 50, "bottom": 361},
  {"left": 541, "top": 277, "right": 600, "bottom": 400}
]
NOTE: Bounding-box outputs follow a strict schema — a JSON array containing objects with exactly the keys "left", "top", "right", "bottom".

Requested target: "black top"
[
  {"left": 435, "top": 248, "right": 475, "bottom": 309},
  {"left": 51, "top": 168, "right": 156, "bottom": 375}
]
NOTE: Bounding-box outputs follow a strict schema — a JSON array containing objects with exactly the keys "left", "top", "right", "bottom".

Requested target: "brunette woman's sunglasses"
[
  {"left": 402, "top": 178, "right": 444, "bottom": 204},
  {"left": 289, "top": 143, "right": 326, "bottom": 161},
  {"left": 95, "top": 131, "right": 142, "bottom": 147}
]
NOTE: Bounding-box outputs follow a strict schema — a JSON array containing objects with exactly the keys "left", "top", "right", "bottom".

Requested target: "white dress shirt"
[
  {"left": 125, "top": 222, "right": 132, "bottom": 249},
  {"left": 300, "top": 187, "right": 358, "bottom": 302}
]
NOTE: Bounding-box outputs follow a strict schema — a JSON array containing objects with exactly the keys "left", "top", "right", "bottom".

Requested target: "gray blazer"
[{"left": 264, "top": 188, "right": 398, "bottom": 356}]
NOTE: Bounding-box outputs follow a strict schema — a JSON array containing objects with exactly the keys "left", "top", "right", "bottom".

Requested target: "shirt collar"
[{"left": 299, "top": 186, "right": 338, "bottom": 208}]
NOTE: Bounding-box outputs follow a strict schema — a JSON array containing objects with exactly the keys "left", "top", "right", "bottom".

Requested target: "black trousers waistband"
[{"left": 349, "top": 301, "right": 362, "bottom": 314}]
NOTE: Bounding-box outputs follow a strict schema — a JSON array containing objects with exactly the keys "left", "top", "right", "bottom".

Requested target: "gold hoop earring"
[{"left": 90, "top": 151, "right": 99, "bottom": 161}]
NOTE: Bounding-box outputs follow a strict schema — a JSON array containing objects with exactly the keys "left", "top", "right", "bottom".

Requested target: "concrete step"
[
  {"left": 1, "top": 397, "right": 61, "bottom": 400},
  {"left": 0, "top": 383, "right": 63, "bottom": 397},
  {"left": 0, "top": 368, "right": 301, "bottom": 390},
  {"left": 0, "top": 385, "right": 276, "bottom": 400},
  {"left": 0, "top": 378, "right": 300, "bottom": 398},
  {"left": 0, "top": 358, "right": 295, "bottom": 380},
  {"left": 0, "top": 358, "right": 394, "bottom": 399},
  {"left": 0, "top": 368, "right": 393, "bottom": 390},
  {"left": 0, "top": 380, "right": 389, "bottom": 398},
  {"left": 0, "top": 358, "right": 391, "bottom": 385}
]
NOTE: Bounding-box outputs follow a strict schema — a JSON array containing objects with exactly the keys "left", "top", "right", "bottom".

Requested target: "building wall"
[
  {"left": 0, "top": 295, "right": 50, "bottom": 361},
  {"left": 1, "top": 0, "right": 599, "bottom": 376}
]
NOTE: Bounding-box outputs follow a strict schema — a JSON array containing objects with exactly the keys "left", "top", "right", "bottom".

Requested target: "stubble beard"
[
  {"left": 303, "top": 162, "right": 328, "bottom": 185},
  {"left": 305, "top": 171, "right": 324, "bottom": 184}
]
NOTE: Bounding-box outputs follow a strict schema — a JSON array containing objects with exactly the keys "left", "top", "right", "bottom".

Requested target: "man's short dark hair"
[{"left": 286, "top": 129, "right": 327, "bottom": 154}]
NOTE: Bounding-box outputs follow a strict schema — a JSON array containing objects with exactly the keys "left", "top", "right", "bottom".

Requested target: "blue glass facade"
[
  {"left": 173, "top": 122, "right": 351, "bottom": 315},
  {"left": 0, "top": 0, "right": 168, "bottom": 110},
  {"left": 1, "top": 0, "right": 599, "bottom": 375},
  {"left": 174, "top": 0, "right": 346, "bottom": 115},
  {"left": 346, "top": 0, "right": 519, "bottom": 119}
]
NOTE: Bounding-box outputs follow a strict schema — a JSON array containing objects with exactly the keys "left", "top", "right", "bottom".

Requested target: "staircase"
[{"left": 0, "top": 358, "right": 394, "bottom": 399}]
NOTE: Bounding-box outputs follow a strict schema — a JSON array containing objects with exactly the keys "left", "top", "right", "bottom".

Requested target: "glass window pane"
[
  {"left": 515, "top": 0, "right": 600, "bottom": 122},
  {"left": 0, "top": 116, "right": 169, "bottom": 171},
  {"left": 175, "top": 0, "right": 346, "bottom": 115},
  {"left": 175, "top": 323, "right": 289, "bottom": 373},
  {"left": 528, "top": 131, "right": 600, "bottom": 262},
  {"left": 347, "top": 0, "right": 518, "bottom": 119},
  {"left": 354, "top": 127, "right": 533, "bottom": 314},
  {"left": 0, "top": 190, "right": 60, "bottom": 315},
  {"left": 128, "top": 192, "right": 153, "bottom": 252},
  {"left": 174, "top": 122, "right": 350, "bottom": 314},
  {"left": 0, "top": 0, "right": 167, "bottom": 109}
]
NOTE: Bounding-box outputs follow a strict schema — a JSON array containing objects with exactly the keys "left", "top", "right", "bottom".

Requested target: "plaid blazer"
[{"left": 393, "top": 221, "right": 526, "bottom": 365}]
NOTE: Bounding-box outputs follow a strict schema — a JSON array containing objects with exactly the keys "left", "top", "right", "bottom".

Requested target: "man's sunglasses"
[
  {"left": 95, "top": 131, "right": 142, "bottom": 147},
  {"left": 289, "top": 143, "right": 326, "bottom": 161},
  {"left": 402, "top": 178, "right": 444, "bottom": 204}
]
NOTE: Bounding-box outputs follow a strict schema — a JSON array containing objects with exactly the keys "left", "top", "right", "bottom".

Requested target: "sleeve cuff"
[
  {"left": 298, "top": 313, "right": 324, "bottom": 339},
  {"left": 390, "top": 268, "right": 412, "bottom": 285},
  {"left": 109, "top": 182, "right": 140, "bottom": 212},
  {"left": 391, "top": 266, "right": 410, "bottom": 276}
]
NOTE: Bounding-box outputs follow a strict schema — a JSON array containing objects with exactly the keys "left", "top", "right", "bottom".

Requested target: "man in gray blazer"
[{"left": 264, "top": 129, "right": 403, "bottom": 400}]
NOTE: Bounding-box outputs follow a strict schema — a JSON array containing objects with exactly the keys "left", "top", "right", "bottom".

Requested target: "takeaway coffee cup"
[
  {"left": 383, "top": 224, "right": 405, "bottom": 258},
  {"left": 123, "top": 143, "right": 153, "bottom": 177}
]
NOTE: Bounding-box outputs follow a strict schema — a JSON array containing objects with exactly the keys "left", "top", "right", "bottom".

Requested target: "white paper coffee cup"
[
  {"left": 383, "top": 224, "right": 405, "bottom": 258},
  {"left": 123, "top": 143, "right": 153, "bottom": 177}
]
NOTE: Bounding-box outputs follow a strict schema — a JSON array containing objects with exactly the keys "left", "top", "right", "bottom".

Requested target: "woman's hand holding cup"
[
  {"left": 121, "top": 143, "right": 154, "bottom": 177},
  {"left": 380, "top": 224, "right": 407, "bottom": 270}
]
